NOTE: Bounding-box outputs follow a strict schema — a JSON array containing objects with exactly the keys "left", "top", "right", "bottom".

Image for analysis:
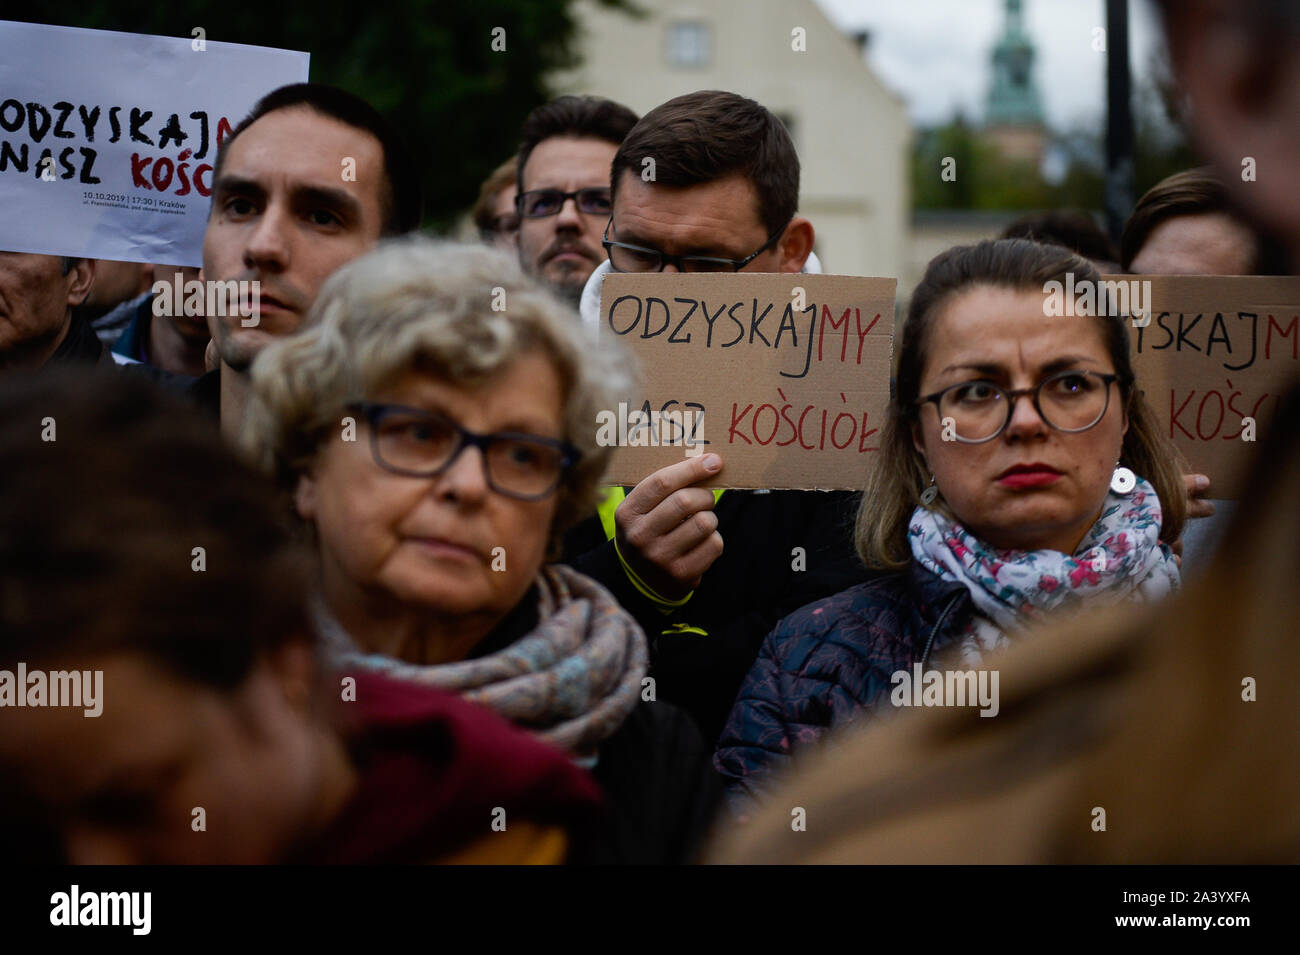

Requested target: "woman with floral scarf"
[{"left": 715, "top": 239, "right": 1188, "bottom": 817}]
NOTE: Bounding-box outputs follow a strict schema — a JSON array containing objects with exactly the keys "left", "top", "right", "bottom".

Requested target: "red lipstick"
[{"left": 997, "top": 463, "right": 1062, "bottom": 489}]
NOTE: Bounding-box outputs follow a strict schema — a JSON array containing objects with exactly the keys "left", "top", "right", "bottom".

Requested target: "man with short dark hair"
[
  {"left": 514, "top": 95, "right": 638, "bottom": 304},
  {"left": 605, "top": 90, "right": 814, "bottom": 274},
  {"left": 563, "top": 90, "right": 860, "bottom": 744},
  {"left": 195, "top": 82, "right": 422, "bottom": 435},
  {"left": 0, "top": 253, "right": 105, "bottom": 373}
]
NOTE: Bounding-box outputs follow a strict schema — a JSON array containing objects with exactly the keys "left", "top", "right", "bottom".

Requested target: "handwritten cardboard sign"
[
  {"left": 0, "top": 20, "right": 309, "bottom": 266},
  {"left": 1116, "top": 275, "right": 1300, "bottom": 496},
  {"left": 597, "top": 272, "right": 896, "bottom": 489}
]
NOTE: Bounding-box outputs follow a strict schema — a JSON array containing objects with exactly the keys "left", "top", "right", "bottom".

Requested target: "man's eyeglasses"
[
  {"left": 915, "top": 370, "right": 1124, "bottom": 443},
  {"left": 602, "top": 220, "right": 789, "bottom": 273},
  {"left": 346, "top": 402, "right": 580, "bottom": 501},
  {"left": 516, "top": 188, "right": 612, "bottom": 219}
]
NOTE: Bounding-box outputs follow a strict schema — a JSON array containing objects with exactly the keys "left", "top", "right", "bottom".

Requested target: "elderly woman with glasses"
[
  {"left": 715, "top": 239, "right": 1188, "bottom": 816},
  {"left": 243, "top": 238, "right": 719, "bottom": 863}
]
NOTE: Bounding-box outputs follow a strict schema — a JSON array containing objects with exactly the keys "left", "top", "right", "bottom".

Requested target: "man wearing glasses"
[
  {"left": 514, "top": 96, "right": 639, "bottom": 305},
  {"left": 563, "top": 91, "right": 861, "bottom": 745}
]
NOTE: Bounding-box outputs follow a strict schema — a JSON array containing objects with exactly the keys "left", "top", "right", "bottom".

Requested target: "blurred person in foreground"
[
  {"left": 1155, "top": 0, "right": 1300, "bottom": 267},
  {"left": 0, "top": 370, "right": 602, "bottom": 864},
  {"left": 714, "top": 239, "right": 1186, "bottom": 817},
  {"left": 243, "top": 238, "right": 719, "bottom": 864}
]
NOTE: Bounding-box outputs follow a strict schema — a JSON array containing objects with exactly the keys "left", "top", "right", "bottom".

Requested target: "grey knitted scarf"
[{"left": 315, "top": 564, "right": 648, "bottom": 754}]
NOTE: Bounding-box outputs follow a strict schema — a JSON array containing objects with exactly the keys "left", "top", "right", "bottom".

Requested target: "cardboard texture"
[
  {"left": 597, "top": 272, "right": 896, "bottom": 489},
  {"left": 1113, "top": 275, "right": 1300, "bottom": 496}
]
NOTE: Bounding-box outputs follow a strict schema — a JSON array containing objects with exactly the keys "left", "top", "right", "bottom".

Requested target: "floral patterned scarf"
[{"left": 909, "top": 475, "right": 1181, "bottom": 665}]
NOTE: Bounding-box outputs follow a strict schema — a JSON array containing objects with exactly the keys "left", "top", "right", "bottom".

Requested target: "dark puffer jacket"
[{"left": 714, "top": 560, "right": 975, "bottom": 815}]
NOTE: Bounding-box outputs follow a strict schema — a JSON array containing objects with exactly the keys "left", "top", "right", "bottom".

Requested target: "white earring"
[
  {"left": 920, "top": 475, "right": 939, "bottom": 505},
  {"left": 1110, "top": 464, "right": 1136, "bottom": 495}
]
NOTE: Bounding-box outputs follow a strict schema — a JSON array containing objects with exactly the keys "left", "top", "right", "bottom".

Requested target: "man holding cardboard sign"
[{"left": 563, "top": 91, "right": 869, "bottom": 743}]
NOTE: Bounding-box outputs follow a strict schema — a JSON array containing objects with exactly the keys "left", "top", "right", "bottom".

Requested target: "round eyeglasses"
[{"left": 915, "top": 370, "right": 1124, "bottom": 443}]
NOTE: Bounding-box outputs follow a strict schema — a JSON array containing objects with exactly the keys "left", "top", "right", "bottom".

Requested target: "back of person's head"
[
  {"left": 215, "top": 82, "right": 423, "bottom": 235},
  {"left": 0, "top": 370, "right": 310, "bottom": 685},
  {"left": 515, "top": 95, "right": 639, "bottom": 191},
  {"left": 0, "top": 371, "right": 315, "bottom": 861},
  {"left": 1120, "top": 166, "right": 1290, "bottom": 273},
  {"left": 1121, "top": 168, "right": 1239, "bottom": 270},
  {"left": 1000, "top": 210, "right": 1118, "bottom": 268},
  {"left": 857, "top": 238, "right": 1185, "bottom": 569},
  {"left": 610, "top": 90, "right": 800, "bottom": 237}
]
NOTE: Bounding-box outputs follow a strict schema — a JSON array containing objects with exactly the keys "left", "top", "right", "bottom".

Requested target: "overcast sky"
[{"left": 813, "top": 0, "right": 1165, "bottom": 130}]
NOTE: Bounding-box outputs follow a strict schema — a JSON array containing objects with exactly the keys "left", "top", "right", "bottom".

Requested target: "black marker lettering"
[{"left": 669, "top": 298, "right": 696, "bottom": 344}]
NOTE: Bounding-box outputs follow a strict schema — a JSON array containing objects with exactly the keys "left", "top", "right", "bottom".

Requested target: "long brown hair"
[{"left": 857, "top": 238, "right": 1186, "bottom": 570}]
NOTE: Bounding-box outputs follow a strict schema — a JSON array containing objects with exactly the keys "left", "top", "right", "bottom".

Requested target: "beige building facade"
[{"left": 551, "top": 0, "right": 910, "bottom": 282}]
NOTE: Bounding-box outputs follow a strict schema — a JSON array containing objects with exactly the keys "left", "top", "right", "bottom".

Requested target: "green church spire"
[{"left": 986, "top": 0, "right": 1045, "bottom": 126}]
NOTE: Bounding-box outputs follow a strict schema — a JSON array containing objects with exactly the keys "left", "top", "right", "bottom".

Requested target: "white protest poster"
[{"left": 0, "top": 20, "right": 309, "bottom": 266}]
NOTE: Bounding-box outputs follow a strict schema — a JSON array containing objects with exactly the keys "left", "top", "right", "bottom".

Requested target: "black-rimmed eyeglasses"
[
  {"left": 915, "top": 370, "right": 1124, "bottom": 444},
  {"left": 516, "top": 188, "right": 612, "bottom": 218},
  {"left": 602, "top": 220, "right": 789, "bottom": 273},
  {"left": 346, "top": 402, "right": 580, "bottom": 501}
]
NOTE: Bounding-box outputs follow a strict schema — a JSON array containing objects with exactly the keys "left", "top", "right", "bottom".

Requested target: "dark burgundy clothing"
[{"left": 293, "top": 671, "right": 603, "bottom": 863}]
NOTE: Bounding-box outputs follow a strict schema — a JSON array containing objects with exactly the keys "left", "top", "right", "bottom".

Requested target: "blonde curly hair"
[{"left": 241, "top": 237, "right": 632, "bottom": 556}]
